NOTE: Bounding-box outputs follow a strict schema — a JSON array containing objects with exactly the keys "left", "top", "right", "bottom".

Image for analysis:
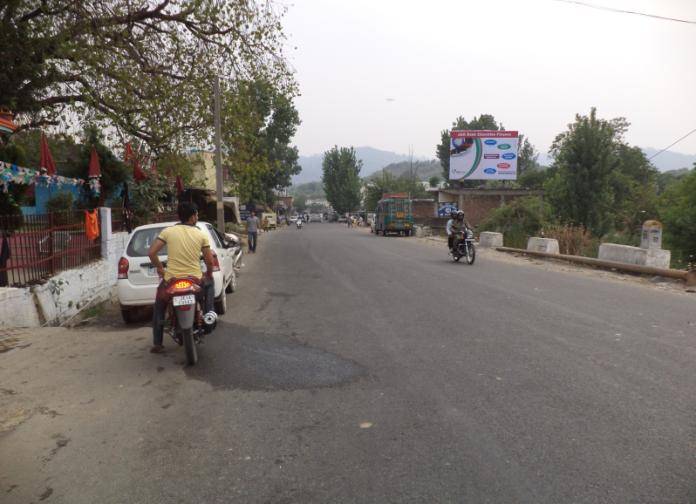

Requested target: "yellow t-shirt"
[{"left": 156, "top": 224, "right": 211, "bottom": 281}]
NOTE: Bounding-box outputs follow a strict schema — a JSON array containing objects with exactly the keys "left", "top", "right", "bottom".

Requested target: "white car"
[{"left": 117, "top": 221, "right": 239, "bottom": 323}]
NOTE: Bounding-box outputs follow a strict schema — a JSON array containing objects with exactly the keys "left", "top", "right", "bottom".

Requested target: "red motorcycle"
[{"left": 162, "top": 276, "right": 216, "bottom": 365}]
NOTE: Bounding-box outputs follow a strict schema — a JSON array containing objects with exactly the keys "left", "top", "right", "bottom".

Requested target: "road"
[{"left": 2, "top": 224, "right": 696, "bottom": 503}]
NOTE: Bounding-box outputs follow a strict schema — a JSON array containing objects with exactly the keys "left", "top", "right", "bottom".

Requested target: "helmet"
[{"left": 456, "top": 210, "right": 465, "bottom": 219}]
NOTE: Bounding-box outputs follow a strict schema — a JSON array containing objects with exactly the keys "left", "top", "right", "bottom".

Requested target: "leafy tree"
[
  {"left": 657, "top": 168, "right": 691, "bottom": 194},
  {"left": 291, "top": 181, "right": 325, "bottom": 199},
  {"left": 517, "top": 134, "right": 540, "bottom": 175},
  {"left": 221, "top": 80, "right": 301, "bottom": 205},
  {"left": 428, "top": 175, "right": 441, "bottom": 188},
  {"left": 609, "top": 144, "right": 658, "bottom": 234},
  {"left": 479, "top": 196, "right": 555, "bottom": 248},
  {"left": 322, "top": 147, "right": 362, "bottom": 214},
  {"left": 59, "top": 126, "right": 129, "bottom": 205},
  {"left": 546, "top": 108, "right": 660, "bottom": 238},
  {"left": 436, "top": 114, "right": 501, "bottom": 183},
  {"left": 293, "top": 195, "right": 307, "bottom": 212},
  {"left": 659, "top": 165, "right": 696, "bottom": 266},
  {"left": 363, "top": 170, "right": 429, "bottom": 212},
  {"left": 545, "top": 108, "right": 627, "bottom": 236},
  {"left": 1, "top": 1, "right": 295, "bottom": 153}
]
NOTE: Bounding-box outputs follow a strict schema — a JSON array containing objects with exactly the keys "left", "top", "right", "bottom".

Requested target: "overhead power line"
[
  {"left": 649, "top": 128, "right": 696, "bottom": 161},
  {"left": 552, "top": 0, "right": 696, "bottom": 25}
]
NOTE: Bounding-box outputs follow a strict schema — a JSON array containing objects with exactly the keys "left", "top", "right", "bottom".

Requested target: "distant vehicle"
[
  {"left": 117, "top": 221, "right": 238, "bottom": 323},
  {"left": 309, "top": 213, "right": 323, "bottom": 223},
  {"left": 262, "top": 212, "right": 277, "bottom": 230},
  {"left": 337, "top": 215, "right": 348, "bottom": 223},
  {"left": 374, "top": 196, "right": 414, "bottom": 236}
]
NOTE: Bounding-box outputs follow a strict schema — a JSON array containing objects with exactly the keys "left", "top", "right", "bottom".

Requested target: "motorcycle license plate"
[{"left": 173, "top": 295, "right": 195, "bottom": 307}]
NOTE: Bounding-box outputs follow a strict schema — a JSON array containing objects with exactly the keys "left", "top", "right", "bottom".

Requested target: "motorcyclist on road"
[
  {"left": 147, "top": 202, "right": 216, "bottom": 354},
  {"left": 446, "top": 210, "right": 471, "bottom": 252}
]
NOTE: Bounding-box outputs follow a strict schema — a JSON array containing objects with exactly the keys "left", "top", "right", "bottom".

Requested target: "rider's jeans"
[
  {"left": 152, "top": 277, "right": 215, "bottom": 346},
  {"left": 448, "top": 234, "right": 455, "bottom": 250}
]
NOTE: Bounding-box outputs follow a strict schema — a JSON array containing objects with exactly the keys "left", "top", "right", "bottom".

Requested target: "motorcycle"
[
  {"left": 296, "top": 219, "right": 303, "bottom": 230},
  {"left": 162, "top": 276, "right": 216, "bottom": 365},
  {"left": 451, "top": 228, "right": 476, "bottom": 264}
]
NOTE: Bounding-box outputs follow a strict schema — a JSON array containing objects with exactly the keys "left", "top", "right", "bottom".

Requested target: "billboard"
[{"left": 449, "top": 130, "right": 519, "bottom": 180}]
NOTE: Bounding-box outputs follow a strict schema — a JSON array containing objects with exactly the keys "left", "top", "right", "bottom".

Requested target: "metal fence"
[{"left": 0, "top": 211, "right": 102, "bottom": 287}]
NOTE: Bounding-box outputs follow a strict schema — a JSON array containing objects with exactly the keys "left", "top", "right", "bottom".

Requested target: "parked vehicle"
[
  {"left": 374, "top": 196, "right": 414, "bottom": 236},
  {"left": 451, "top": 228, "right": 476, "bottom": 264},
  {"left": 159, "top": 275, "right": 217, "bottom": 365},
  {"left": 117, "top": 221, "right": 237, "bottom": 323},
  {"left": 309, "top": 213, "right": 323, "bottom": 223},
  {"left": 262, "top": 212, "right": 277, "bottom": 230}
]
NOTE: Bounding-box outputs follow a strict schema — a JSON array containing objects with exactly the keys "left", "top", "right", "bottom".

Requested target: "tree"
[
  {"left": 428, "top": 175, "right": 441, "bottom": 188},
  {"left": 322, "top": 147, "right": 362, "bottom": 214},
  {"left": 517, "top": 134, "right": 540, "bottom": 176},
  {"left": 436, "top": 114, "right": 501, "bottom": 183},
  {"left": 293, "top": 195, "right": 307, "bottom": 212},
  {"left": 545, "top": 108, "right": 626, "bottom": 236},
  {"left": 221, "top": 80, "right": 301, "bottom": 205},
  {"left": 658, "top": 165, "right": 696, "bottom": 266},
  {"left": 1, "top": 1, "right": 295, "bottom": 153},
  {"left": 363, "top": 170, "right": 429, "bottom": 212},
  {"left": 59, "top": 126, "right": 129, "bottom": 205},
  {"left": 546, "top": 109, "right": 659, "bottom": 237}
]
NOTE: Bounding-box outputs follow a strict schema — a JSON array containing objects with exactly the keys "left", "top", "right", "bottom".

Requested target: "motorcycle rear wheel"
[{"left": 182, "top": 328, "right": 197, "bottom": 365}]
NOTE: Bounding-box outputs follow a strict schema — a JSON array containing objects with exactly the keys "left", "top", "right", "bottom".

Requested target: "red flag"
[
  {"left": 123, "top": 142, "right": 134, "bottom": 163},
  {"left": 88, "top": 145, "right": 101, "bottom": 177},
  {"left": 133, "top": 159, "right": 147, "bottom": 181},
  {"left": 175, "top": 175, "right": 184, "bottom": 195},
  {"left": 40, "top": 133, "right": 57, "bottom": 175}
]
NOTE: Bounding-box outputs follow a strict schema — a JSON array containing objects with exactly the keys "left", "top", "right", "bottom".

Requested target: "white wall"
[{"left": 0, "top": 208, "right": 130, "bottom": 328}]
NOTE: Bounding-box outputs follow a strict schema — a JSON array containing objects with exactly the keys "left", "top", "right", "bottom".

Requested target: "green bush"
[
  {"left": 658, "top": 168, "right": 696, "bottom": 269},
  {"left": 479, "top": 196, "right": 554, "bottom": 248}
]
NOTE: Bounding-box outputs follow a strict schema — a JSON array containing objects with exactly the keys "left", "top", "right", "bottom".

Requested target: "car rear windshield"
[{"left": 127, "top": 227, "right": 167, "bottom": 257}]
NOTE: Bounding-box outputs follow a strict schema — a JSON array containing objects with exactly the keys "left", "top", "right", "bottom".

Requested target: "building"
[
  {"left": 185, "top": 150, "right": 217, "bottom": 191},
  {"left": 419, "top": 187, "right": 544, "bottom": 226}
]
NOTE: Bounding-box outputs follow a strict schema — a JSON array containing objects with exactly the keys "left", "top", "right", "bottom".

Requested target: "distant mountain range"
[
  {"left": 294, "top": 146, "right": 695, "bottom": 185},
  {"left": 294, "top": 146, "right": 428, "bottom": 184},
  {"left": 536, "top": 148, "right": 695, "bottom": 172}
]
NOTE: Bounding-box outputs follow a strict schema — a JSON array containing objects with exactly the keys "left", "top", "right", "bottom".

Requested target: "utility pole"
[{"left": 213, "top": 76, "right": 225, "bottom": 234}]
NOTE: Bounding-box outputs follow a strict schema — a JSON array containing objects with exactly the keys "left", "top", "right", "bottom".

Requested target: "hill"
[
  {"left": 294, "top": 146, "right": 427, "bottom": 184},
  {"left": 367, "top": 159, "right": 441, "bottom": 181}
]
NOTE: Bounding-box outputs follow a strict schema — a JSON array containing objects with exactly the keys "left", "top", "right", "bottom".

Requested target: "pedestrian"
[{"left": 247, "top": 210, "right": 260, "bottom": 253}]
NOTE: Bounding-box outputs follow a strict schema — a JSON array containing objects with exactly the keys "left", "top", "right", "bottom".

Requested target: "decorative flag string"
[{"left": 0, "top": 161, "right": 86, "bottom": 193}]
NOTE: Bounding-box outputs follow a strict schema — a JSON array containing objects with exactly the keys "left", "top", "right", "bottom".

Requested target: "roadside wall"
[{"left": 0, "top": 209, "right": 130, "bottom": 328}]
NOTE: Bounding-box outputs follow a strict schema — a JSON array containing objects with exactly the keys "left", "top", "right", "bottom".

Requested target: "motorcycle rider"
[
  {"left": 446, "top": 210, "right": 471, "bottom": 253},
  {"left": 147, "top": 202, "right": 215, "bottom": 354}
]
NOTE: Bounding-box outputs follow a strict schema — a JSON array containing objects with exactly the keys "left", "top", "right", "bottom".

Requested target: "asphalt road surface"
[{"left": 2, "top": 224, "right": 696, "bottom": 503}]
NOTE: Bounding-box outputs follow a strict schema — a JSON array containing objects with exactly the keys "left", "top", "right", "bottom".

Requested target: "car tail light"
[
  {"left": 211, "top": 252, "right": 221, "bottom": 272},
  {"left": 118, "top": 257, "right": 129, "bottom": 279}
]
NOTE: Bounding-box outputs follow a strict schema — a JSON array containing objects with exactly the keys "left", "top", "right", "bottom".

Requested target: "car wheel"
[
  {"left": 120, "top": 306, "right": 138, "bottom": 324},
  {"left": 215, "top": 292, "right": 227, "bottom": 315}
]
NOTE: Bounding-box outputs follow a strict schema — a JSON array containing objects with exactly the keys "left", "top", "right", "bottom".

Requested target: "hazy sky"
[{"left": 283, "top": 0, "right": 696, "bottom": 159}]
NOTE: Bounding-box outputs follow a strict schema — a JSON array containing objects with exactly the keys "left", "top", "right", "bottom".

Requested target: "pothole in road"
[{"left": 185, "top": 322, "right": 365, "bottom": 391}]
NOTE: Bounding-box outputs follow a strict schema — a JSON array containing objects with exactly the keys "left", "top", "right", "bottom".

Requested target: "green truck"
[{"left": 373, "top": 194, "right": 414, "bottom": 237}]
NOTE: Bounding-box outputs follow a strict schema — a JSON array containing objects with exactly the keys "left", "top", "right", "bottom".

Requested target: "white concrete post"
[{"left": 99, "top": 207, "right": 112, "bottom": 259}]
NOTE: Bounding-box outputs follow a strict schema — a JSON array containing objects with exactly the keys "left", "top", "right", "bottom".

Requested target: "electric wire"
[
  {"left": 648, "top": 128, "right": 696, "bottom": 161},
  {"left": 552, "top": 0, "right": 696, "bottom": 25}
]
